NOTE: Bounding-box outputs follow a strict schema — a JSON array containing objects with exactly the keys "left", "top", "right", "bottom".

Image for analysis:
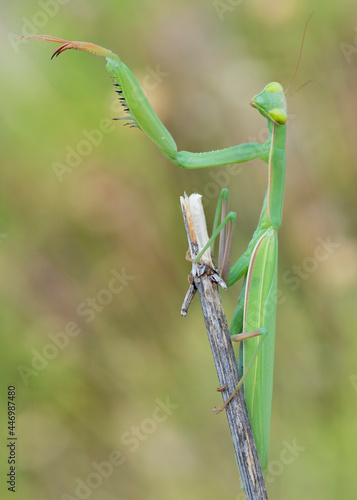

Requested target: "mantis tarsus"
[{"left": 24, "top": 28, "right": 308, "bottom": 475}]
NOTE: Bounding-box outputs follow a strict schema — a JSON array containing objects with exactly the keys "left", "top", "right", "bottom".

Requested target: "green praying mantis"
[{"left": 23, "top": 26, "right": 310, "bottom": 475}]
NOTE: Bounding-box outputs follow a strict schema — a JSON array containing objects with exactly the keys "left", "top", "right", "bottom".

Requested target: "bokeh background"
[{"left": 1, "top": 1, "right": 357, "bottom": 499}]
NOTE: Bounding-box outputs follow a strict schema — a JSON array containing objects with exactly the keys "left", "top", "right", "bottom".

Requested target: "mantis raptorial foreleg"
[
  {"left": 24, "top": 34, "right": 293, "bottom": 476},
  {"left": 212, "top": 188, "right": 235, "bottom": 281},
  {"left": 22, "top": 36, "right": 271, "bottom": 169},
  {"left": 193, "top": 190, "right": 236, "bottom": 282}
]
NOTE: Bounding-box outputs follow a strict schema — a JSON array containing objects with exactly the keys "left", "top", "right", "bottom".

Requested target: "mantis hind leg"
[{"left": 213, "top": 326, "right": 268, "bottom": 414}]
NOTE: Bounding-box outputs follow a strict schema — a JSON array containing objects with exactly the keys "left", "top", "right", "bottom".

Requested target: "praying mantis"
[{"left": 23, "top": 28, "right": 308, "bottom": 475}]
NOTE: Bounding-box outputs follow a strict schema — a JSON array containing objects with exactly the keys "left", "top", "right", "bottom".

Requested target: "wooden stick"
[{"left": 180, "top": 193, "right": 268, "bottom": 500}]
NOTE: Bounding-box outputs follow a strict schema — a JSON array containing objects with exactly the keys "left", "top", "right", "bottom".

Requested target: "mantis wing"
[{"left": 242, "top": 227, "right": 278, "bottom": 474}]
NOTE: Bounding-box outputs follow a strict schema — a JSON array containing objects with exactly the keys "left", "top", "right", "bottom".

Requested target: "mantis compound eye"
[
  {"left": 269, "top": 108, "right": 287, "bottom": 125},
  {"left": 265, "top": 82, "right": 284, "bottom": 93}
]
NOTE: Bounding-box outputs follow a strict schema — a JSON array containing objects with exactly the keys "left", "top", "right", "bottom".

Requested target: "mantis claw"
[{"left": 21, "top": 35, "right": 117, "bottom": 60}]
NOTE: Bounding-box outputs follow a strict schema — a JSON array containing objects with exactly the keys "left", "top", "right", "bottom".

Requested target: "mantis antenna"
[
  {"left": 286, "top": 79, "right": 316, "bottom": 99},
  {"left": 284, "top": 12, "right": 314, "bottom": 95}
]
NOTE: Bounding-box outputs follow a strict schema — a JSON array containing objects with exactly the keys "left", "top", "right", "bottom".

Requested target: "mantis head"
[{"left": 250, "top": 82, "right": 287, "bottom": 125}]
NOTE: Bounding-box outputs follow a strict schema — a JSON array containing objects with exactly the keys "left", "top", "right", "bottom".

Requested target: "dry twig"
[{"left": 180, "top": 193, "right": 268, "bottom": 500}]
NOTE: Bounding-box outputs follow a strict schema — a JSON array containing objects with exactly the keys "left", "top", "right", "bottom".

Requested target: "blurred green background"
[{"left": 1, "top": 0, "right": 357, "bottom": 499}]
